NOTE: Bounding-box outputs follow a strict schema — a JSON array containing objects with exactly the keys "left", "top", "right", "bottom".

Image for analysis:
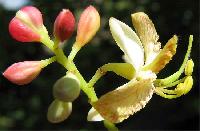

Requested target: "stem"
[
  {"left": 68, "top": 43, "right": 81, "bottom": 61},
  {"left": 104, "top": 120, "right": 119, "bottom": 131},
  {"left": 40, "top": 56, "right": 57, "bottom": 68},
  {"left": 88, "top": 68, "right": 105, "bottom": 88},
  {"left": 40, "top": 34, "right": 54, "bottom": 51}
]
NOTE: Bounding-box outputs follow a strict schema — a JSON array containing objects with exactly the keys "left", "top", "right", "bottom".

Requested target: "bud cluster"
[{"left": 3, "top": 5, "right": 100, "bottom": 124}]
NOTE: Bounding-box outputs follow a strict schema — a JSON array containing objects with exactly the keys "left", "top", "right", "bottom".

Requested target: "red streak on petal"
[{"left": 9, "top": 18, "right": 40, "bottom": 42}]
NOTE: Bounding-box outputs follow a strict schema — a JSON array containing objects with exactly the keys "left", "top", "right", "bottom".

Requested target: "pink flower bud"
[
  {"left": 54, "top": 9, "right": 75, "bottom": 42},
  {"left": 9, "top": 18, "right": 41, "bottom": 42},
  {"left": 3, "top": 61, "right": 42, "bottom": 85},
  {"left": 20, "top": 6, "right": 43, "bottom": 27},
  {"left": 9, "top": 6, "right": 43, "bottom": 42},
  {"left": 76, "top": 5, "right": 100, "bottom": 47}
]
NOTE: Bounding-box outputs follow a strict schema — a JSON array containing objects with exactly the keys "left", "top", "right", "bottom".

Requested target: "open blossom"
[
  {"left": 3, "top": 61, "right": 42, "bottom": 85},
  {"left": 88, "top": 12, "right": 194, "bottom": 123},
  {"left": 9, "top": 6, "right": 44, "bottom": 42},
  {"left": 54, "top": 9, "right": 75, "bottom": 42}
]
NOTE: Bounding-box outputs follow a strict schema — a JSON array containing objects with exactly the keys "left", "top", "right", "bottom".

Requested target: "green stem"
[
  {"left": 104, "top": 120, "right": 119, "bottom": 131},
  {"left": 68, "top": 43, "right": 81, "bottom": 61},
  {"left": 40, "top": 56, "right": 57, "bottom": 68},
  {"left": 88, "top": 68, "right": 105, "bottom": 88}
]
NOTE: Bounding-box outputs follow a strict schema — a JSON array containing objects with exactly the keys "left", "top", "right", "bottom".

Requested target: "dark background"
[{"left": 0, "top": 0, "right": 199, "bottom": 130}]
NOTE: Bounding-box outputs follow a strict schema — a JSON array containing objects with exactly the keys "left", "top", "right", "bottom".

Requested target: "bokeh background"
[{"left": 0, "top": 0, "right": 199, "bottom": 130}]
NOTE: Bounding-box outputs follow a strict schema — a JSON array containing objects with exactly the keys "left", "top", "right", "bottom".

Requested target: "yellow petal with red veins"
[
  {"left": 143, "top": 35, "right": 177, "bottom": 73},
  {"left": 92, "top": 72, "right": 156, "bottom": 123}
]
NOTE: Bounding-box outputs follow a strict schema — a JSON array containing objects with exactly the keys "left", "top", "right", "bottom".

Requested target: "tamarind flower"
[{"left": 88, "top": 12, "right": 194, "bottom": 123}]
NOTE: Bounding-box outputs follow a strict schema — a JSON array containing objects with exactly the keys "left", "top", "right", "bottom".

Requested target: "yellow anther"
[
  {"left": 185, "top": 59, "right": 194, "bottom": 76},
  {"left": 175, "top": 76, "right": 193, "bottom": 95},
  {"left": 183, "top": 76, "right": 193, "bottom": 94},
  {"left": 175, "top": 83, "right": 185, "bottom": 95}
]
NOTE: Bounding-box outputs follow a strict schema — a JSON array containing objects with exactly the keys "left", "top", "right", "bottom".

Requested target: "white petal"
[
  {"left": 109, "top": 17, "right": 144, "bottom": 71},
  {"left": 87, "top": 107, "right": 104, "bottom": 121}
]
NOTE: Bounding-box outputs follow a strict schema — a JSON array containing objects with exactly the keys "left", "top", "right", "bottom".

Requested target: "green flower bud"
[
  {"left": 47, "top": 99, "right": 72, "bottom": 123},
  {"left": 53, "top": 72, "right": 80, "bottom": 102}
]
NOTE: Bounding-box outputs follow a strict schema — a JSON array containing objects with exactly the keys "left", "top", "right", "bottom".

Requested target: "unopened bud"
[
  {"left": 47, "top": 99, "right": 72, "bottom": 123},
  {"left": 76, "top": 5, "right": 100, "bottom": 47},
  {"left": 3, "top": 61, "right": 42, "bottom": 85},
  {"left": 54, "top": 9, "right": 75, "bottom": 42},
  {"left": 185, "top": 59, "right": 194, "bottom": 76},
  {"left": 53, "top": 72, "right": 80, "bottom": 102},
  {"left": 9, "top": 6, "right": 43, "bottom": 42}
]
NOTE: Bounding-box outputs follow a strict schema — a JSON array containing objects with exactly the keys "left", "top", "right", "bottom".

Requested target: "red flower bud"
[
  {"left": 9, "top": 6, "right": 43, "bottom": 42},
  {"left": 3, "top": 61, "right": 42, "bottom": 85},
  {"left": 54, "top": 9, "right": 75, "bottom": 42},
  {"left": 76, "top": 5, "right": 100, "bottom": 47}
]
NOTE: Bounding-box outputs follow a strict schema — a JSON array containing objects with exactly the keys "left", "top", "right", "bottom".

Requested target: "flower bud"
[
  {"left": 54, "top": 9, "right": 75, "bottom": 42},
  {"left": 76, "top": 5, "right": 100, "bottom": 47},
  {"left": 9, "top": 6, "right": 43, "bottom": 42},
  {"left": 47, "top": 99, "right": 72, "bottom": 123},
  {"left": 53, "top": 72, "right": 80, "bottom": 102},
  {"left": 3, "top": 61, "right": 42, "bottom": 85}
]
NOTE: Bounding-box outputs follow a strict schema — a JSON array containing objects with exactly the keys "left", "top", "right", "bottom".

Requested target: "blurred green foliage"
[{"left": 0, "top": 0, "right": 199, "bottom": 130}]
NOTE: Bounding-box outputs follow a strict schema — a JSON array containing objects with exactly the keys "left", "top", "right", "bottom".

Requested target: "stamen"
[
  {"left": 175, "top": 76, "right": 193, "bottom": 95},
  {"left": 156, "top": 77, "right": 185, "bottom": 88},
  {"left": 155, "top": 76, "right": 193, "bottom": 99},
  {"left": 155, "top": 88, "right": 180, "bottom": 99},
  {"left": 185, "top": 59, "right": 194, "bottom": 76},
  {"left": 155, "top": 35, "right": 193, "bottom": 86}
]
